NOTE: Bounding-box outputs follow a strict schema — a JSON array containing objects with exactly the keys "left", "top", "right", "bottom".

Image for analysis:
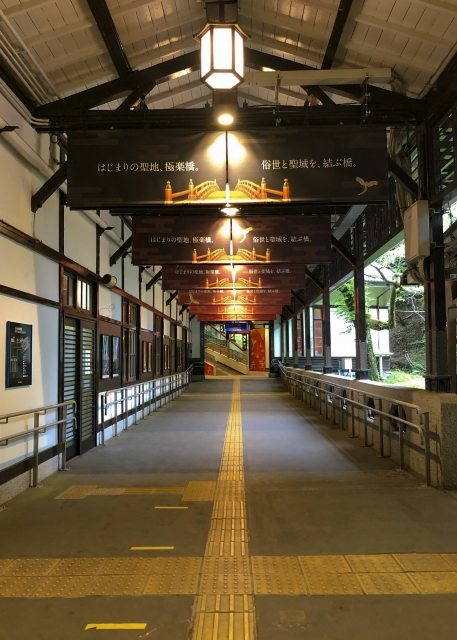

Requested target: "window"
[
  {"left": 63, "top": 273, "right": 75, "bottom": 306},
  {"left": 63, "top": 271, "right": 92, "bottom": 312},
  {"left": 112, "top": 337, "right": 120, "bottom": 377},
  {"left": 142, "top": 342, "right": 153, "bottom": 374},
  {"left": 176, "top": 345, "right": 182, "bottom": 370},
  {"left": 154, "top": 316, "right": 163, "bottom": 376},
  {"left": 170, "top": 323, "right": 177, "bottom": 372},
  {"left": 123, "top": 299, "right": 138, "bottom": 381},
  {"left": 163, "top": 344, "right": 170, "bottom": 371},
  {"left": 313, "top": 307, "right": 323, "bottom": 357},
  {"left": 101, "top": 335, "right": 111, "bottom": 378}
]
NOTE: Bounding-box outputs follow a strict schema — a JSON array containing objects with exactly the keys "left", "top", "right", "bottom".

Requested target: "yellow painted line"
[
  {"left": 154, "top": 506, "right": 188, "bottom": 509},
  {"left": 130, "top": 546, "right": 174, "bottom": 551},
  {"left": 85, "top": 623, "right": 147, "bottom": 630}
]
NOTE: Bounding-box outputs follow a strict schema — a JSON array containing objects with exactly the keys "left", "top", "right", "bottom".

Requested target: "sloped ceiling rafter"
[{"left": 1, "top": 0, "right": 457, "bottom": 114}]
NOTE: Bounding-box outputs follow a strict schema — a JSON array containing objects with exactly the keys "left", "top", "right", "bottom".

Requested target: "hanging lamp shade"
[{"left": 197, "top": 24, "right": 247, "bottom": 90}]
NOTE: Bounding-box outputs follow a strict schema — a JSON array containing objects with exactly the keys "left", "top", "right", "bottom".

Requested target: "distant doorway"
[{"left": 63, "top": 317, "right": 96, "bottom": 459}]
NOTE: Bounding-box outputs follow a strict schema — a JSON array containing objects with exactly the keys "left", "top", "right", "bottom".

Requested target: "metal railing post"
[
  {"left": 60, "top": 405, "right": 67, "bottom": 471},
  {"left": 100, "top": 395, "right": 106, "bottom": 445},
  {"left": 423, "top": 412, "right": 431, "bottom": 487},
  {"left": 379, "top": 398, "right": 384, "bottom": 457},
  {"left": 362, "top": 394, "right": 369, "bottom": 446},
  {"left": 399, "top": 414, "right": 405, "bottom": 470},
  {"left": 32, "top": 412, "right": 39, "bottom": 487},
  {"left": 114, "top": 391, "right": 119, "bottom": 437},
  {"left": 350, "top": 390, "right": 355, "bottom": 438}
]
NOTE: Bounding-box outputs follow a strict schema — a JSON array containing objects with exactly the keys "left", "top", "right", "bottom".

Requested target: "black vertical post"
[
  {"left": 59, "top": 190, "right": 65, "bottom": 255},
  {"left": 354, "top": 262, "right": 369, "bottom": 379},
  {"left": 304, "top": 307, "right": 312, "bottom": 370},
  {"left": 269, "top": 320, "right": 275, "bottom": 366},
  {"left": 322, "top": 268, "right": 332, "bottom": 373},
  {"left": 424, "top": 209, "right": 450, "bottom": 391},
  {"left": 292, "top": 314, "right": 299, "bottom": 367},
  {"left": 280, "top": 318, "right": 284, "bottom": 361},
  {"left": 200, "top": 322, "right": 205, "bottom": 367},
  {"left": 284, "top": 319, "right": 290, "bottom": 364}
]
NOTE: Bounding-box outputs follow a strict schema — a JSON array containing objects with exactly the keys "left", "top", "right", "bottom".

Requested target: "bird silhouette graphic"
[
  {"left": 240, "top": 226, "right": 253, "bottom": 243},
  {"left": 188, "top": 293, "right": 199, "bottom": 305},
  {"left": 356, "top": 177, "right": 378, "bottom": 195}
]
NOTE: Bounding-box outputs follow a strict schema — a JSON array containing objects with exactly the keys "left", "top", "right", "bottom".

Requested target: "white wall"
[
  {"left": 0, "top": 295, "right": 59, "bottom": 470},
  {"left": 0, "top": 236, "right": 59, "bottom": 302},
  {"left": 64, "top": 209, "right": 96, "bottom": 272}
]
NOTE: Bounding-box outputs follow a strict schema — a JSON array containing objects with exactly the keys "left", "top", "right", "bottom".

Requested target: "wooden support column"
[
  {"left": 284, "top": 319, "right": 290, "bottom": 364},
  {"left": 425, "top": 210, "right": 450, "bottom": 392},
  {"left": 292, "top": 314, "right": 299, "bottom": 367},
  {"left": 304, "top": 307, "right": 312, "bottom": 370},
  {"left": 322, "top": 268, "right": 332, "bottom": 373},
  {"left": 269, "top": 320, "right": 275, "bottom": 367},
  {"left": 354, "top": 262, "right": 369, "bottom": 380}
]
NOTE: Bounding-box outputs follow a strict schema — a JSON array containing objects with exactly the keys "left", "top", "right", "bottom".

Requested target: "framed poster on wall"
[
  {"left": 112, "top": 336, "right": 120, "bottom": 377},
  {"left": 6, "top": 321, "right": 32, "bottom": 388},
  {"left": 101, "top": 335, "right": 111, "bottom": 378}
]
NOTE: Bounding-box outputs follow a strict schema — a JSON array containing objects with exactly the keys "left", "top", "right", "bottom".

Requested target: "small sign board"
[
  {"left": 6, "top": 321, "right": 32, "bottom": 387},
  {"left": 162, "top": 264, "right": 306, "bottom": 290},
  {"left": 178, "top": 289, "right": 291, "bottom": 306},
  {"left": 131, "top": 215, "right": 331, "bottom": 265}
]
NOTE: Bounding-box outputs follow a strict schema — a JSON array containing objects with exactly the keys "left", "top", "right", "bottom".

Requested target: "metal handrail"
[
  {"left": 279, "top": 364, "right": 431, "bottom": 486},
  {"left": 0, "top": 400, "right": 76, "bottom": 423},
  {"left": 283, "top": 365, "right": 423, "bottom": 416},
  {"left": 0, "top": 399, "right": 76, "bottom": 487},
  {"left": 97, "top": 363, "right": 200, "bottom": 445}
]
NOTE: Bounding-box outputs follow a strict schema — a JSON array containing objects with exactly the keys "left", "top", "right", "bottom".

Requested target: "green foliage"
[{"left": 384, "top": 370, "right": 425, "bottom": 389}]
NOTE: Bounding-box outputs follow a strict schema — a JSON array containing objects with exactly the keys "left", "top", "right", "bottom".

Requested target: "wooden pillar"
[
  {"left": 292, "top": 315, "right": 299, "bottom": 367},
  {"left": 284, "top": 319, "right": 290, "bottom": 364},
  {"left": 354, "top": 262, "right": 369, "bottom": 380},
  {"left": 425, "top": 209, "right": 450, "bottom": 392},
  {"left": 322, "top": 269, "right": 332, "bottom": 373},
  {"left": 304, "top": 307, "right": 312, "bottom": 370}
]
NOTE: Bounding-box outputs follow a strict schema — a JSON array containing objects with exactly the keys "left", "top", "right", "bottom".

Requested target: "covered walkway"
[{"left": 1, "top": 377, "right": 457, "bottom": 639}]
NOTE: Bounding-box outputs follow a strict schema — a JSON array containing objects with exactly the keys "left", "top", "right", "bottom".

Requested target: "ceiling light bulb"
[
  {"left": 221, "top": 205, "right": 239, "bottom": 216},
  {"left": 218, "top": 113, "right": 234, "bottom": 126}
]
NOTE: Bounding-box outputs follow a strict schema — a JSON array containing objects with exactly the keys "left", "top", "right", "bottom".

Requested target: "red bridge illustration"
[
  {"left": 164, "top": 178, "right": 290, "bottom": 204},
  {"left": 192, "top": 247, "right": 271, "bottom": 263}
]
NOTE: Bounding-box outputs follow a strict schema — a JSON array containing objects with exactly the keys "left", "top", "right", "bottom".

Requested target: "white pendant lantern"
[{"left": 197, "top": 24, "right": 246, "bottom": 90}]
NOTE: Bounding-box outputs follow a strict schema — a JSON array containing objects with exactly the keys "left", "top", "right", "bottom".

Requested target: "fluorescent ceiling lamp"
[{"left": 241, "top": 68, "right": 392, "bottom": 87}]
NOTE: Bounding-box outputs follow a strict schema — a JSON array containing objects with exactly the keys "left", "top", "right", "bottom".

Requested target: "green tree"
[{"left": 334, "top": 243, "right": 424, "bottom": 381}]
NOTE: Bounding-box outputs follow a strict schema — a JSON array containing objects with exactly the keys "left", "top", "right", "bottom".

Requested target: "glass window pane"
[
  {"left": 201, "top": 30, "right": 211, "bottom": 77},
  {"left": 213, "top": 28, "right": 232, "bottom": 70},
  {"left": 234, "top": 30, "right": 244, "bottom": 77}
]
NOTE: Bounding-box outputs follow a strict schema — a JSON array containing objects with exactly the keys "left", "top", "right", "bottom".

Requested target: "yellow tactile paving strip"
[
  {"left": 2, "top": 554, "right": 457, "bottom": 598},
  {"left": 55, "top": 485, "right": 186, "bottom": 499},
  {"left": 182, "top": 481, "right": 217, "bottom": 502},
  {"left": 191, "top": 378, "right": 257, "bottom": 640}
]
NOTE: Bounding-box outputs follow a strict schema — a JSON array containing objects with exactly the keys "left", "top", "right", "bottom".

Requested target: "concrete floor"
[{"left": 1, "top": 377, "right": 457, "bottom": 639}]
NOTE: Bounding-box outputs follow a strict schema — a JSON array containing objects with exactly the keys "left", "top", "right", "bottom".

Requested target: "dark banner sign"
[
  {"left": 198, "top": 314, "right": 276, "bottom": 322},
  {"left": 67, "top": 127, "right": 388, "bottom": 208},
  {"left": 131, "top": 215, "right": 331, "bottom": 265},
  {"left": 178, "top": 289, "right": 291, "bottom": 306},
  {"left": 6, "top": 321, "right": 32, "bottom": 388},
  {"left": 189, "top": 305, "right": 283, "bottom": 316},
  {"left": 162, "top": 264, "right": 306, "bottom": 290}
]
